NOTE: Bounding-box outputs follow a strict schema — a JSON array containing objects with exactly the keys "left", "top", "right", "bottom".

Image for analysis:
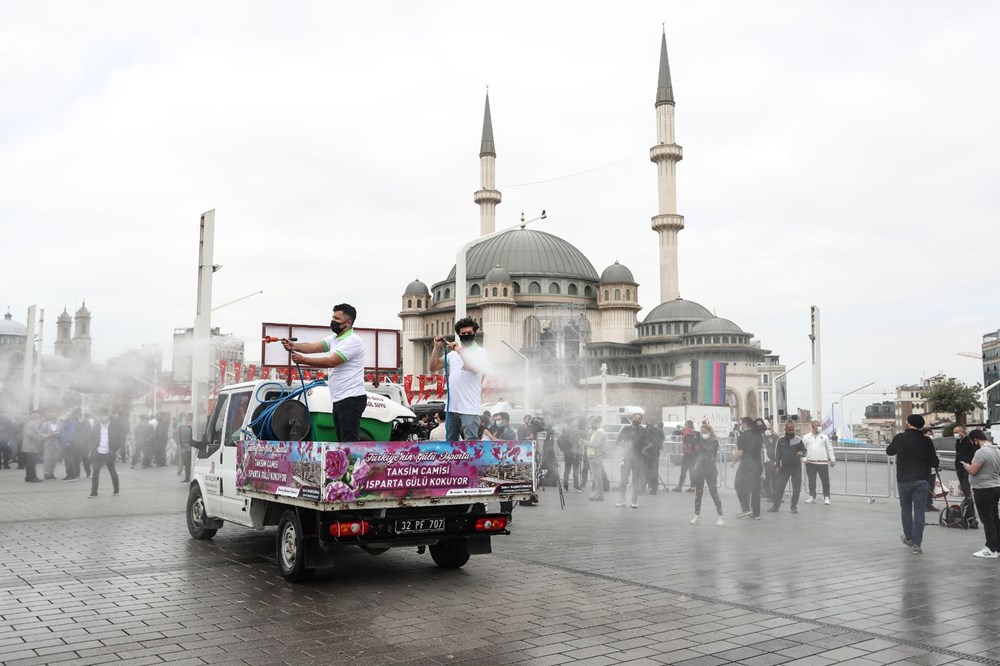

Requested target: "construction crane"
[{"left": 957, "top": 351, "right": 983, "bottom": 360}]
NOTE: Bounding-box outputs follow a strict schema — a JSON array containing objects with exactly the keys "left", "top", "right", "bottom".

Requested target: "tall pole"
[
  {"left": 21, "top": 305, "right": 36, "bottom": 414},
  {"left": 500, "top": 340, "right": 529, "bottom": 411},
  {"left": 192, "top": 210, "right": 216, "bottom": 440},
  {"left": 33, "top": 308, "right": 44, "bottom": 411},
  {"left": 600, "top": 363, "right": 608, "bottom": 406},
  {"left": 810, "top": 306, "right": 822, "bottom": 420},
  {"left": 769, "top": 360, "right": 806, "bottom": 425}
]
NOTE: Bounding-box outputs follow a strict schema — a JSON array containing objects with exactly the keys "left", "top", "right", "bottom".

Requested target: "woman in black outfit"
[{"left": 734, "top": 416, "right": 764, "bottom": 519}]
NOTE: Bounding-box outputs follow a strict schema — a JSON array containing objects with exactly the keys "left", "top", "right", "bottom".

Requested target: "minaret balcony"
[
  {"left": 474, "top": 189, "right": 502, "bottom": 205},
  {"left": 651, "top": 213, "right": 685, "bottom": 232},
  {"left": 649, "top": 143, "right": 683, "bottom": 163}
]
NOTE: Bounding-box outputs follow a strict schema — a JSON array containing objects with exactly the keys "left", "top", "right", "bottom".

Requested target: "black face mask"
[
  {"left": 330, "top": 320, "right": 345, "bottom": 335},
  {"left": 459, "top": 333, "right": 475, "bottom": 345}
]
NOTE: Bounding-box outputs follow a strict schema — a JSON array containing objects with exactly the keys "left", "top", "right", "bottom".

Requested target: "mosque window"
[
  {"left": 502, "top": 288, "right": 508, "bottom": 297},
  {"left": 604, "top": 290, "right": 609, "bottom": 300},
  {"left": 444, "top": 288, "right": 451, "bottom": 299},
  {"left": 407, "top": 299, "right": 412, "bottom": 308},
  {"left": 549, "top": 282, "right": 560, "bottom": 294},
  {"left": 513, "top": 282, "right": 521, "bottom": 294},
  {"left": 435, "top": 291, "right": 440, "bottom": 301},
  {"left": 683, "top": 323, "right": 689, "bottom": 333},
  {"left": 625, "top": 289, "right": 631, "bottom": 300},
  {"left": 658, "top": 324, "right": 663, "bottom": 335},
  {"left": 492, "top": 287, "right": 498, "bottom": 296},
  {"left": 614, "top": 289, "right": 621, "bottom": 300},
  {"left": 584, "top": 285, "right": 593, "bottom": 298},
  {"left": 416, "top": 299, "right": 422, "bottom": 308},
  {"left": 713, "top": 336, "right": 719, "bottom": 344},
  {"left": 568, "top": 283, "right": 578, "bottom": 295},
  {"left": 470, "top": 284, "right": 481, "bottom": 296},
  {"left": 529, "top": 282, "right": 541, "bottom": 294}
]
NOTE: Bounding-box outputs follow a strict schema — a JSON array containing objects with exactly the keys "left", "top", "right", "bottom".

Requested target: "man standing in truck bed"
[{"left": 282, "top": 304, "right": 367, "bottom": 442}]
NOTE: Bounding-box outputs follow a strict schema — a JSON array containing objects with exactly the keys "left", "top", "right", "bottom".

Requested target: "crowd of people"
[{"left": 0, "top": 407, "right": 195, "bottom": 497}]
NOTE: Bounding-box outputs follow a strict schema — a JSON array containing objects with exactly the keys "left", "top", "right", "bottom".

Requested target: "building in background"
[
  {"left": 172, "top": 327, "right": 245, "bottom": 387},
  {"left": 895, "top": 375, "right": 951, "bottom": 429},
  {"left": 983, "top": 329, "right": 1000, "bottom": 423}
]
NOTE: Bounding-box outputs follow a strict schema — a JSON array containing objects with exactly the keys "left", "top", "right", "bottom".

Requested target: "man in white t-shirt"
[
  {"left": 429, "top": 317, "right": 489, "bottom": 442},
  {"left": 282, "top": 303, "right": 367, "bottom": 441}
]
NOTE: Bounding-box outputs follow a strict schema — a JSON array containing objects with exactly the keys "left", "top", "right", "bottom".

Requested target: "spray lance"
[{"left": 251, "top": 336, "right": 321, "bottom": 440}]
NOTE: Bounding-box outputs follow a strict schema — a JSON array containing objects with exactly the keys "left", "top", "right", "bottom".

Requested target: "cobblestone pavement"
[{"left": 1, "top": 463, "right": 999, "bottom": 665}]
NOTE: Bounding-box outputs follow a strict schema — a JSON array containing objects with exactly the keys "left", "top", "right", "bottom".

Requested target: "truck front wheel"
[
  {"left": 429, "top": 538, "right": 471, "bottom": 569},
  {"left": 186, "top": 486, "right": 217, "bottom": 540},
  {"left": 277, "top": 510, "right": 315, "bottom": 583}
]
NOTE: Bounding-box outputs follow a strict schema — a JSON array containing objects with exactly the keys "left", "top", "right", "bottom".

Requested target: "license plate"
[{"left": 394, "top": 518, "right": 445, "bottom": 534}]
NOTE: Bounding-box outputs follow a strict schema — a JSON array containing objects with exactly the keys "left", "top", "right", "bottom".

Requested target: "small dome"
[
  {"left": 404, "top": 279, "right": 430, "bottom": 296},
  {"left": 484, "top": 264, "right": 511, "bottom": 283},
  {"left": 76, "top": 302, "right": 90, "bottom": 316},
  {"left": 690, "top": 317, "right": 744, "bottom": 335},
  {"left": 641, "top": 297, "right": 712, "bottom": 325},
  {"left": 600, "top": 261, "right": 635, "bottom": 284},
  {"left": 0, "top": 312, "right": 27, "bottom": 337},
  {"left": 58, "top": 308, "right": 72, "bottom": 322}
]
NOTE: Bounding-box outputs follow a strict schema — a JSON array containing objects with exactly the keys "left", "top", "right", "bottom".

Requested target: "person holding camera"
[
  {"left": 615, "top": 413, "right": 647, "bottom": 509},
  {"left": 429, "top": 317, "right": 489, "bottom": 442}
]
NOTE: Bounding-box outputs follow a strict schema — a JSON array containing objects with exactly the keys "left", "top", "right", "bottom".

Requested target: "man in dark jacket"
[
  {"left": 886, "top": 414, "right": 941, "bottom": 554},
  {"left": 616, "top": 413, "right": 647, "bottom": 509},
  {"left": 768, "top": 421, "right": 806, "bottom": 513}
]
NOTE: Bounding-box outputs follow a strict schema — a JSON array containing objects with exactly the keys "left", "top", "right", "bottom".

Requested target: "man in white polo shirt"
[
  {"left": 429, "top": 317, "right": 489, "bottom": 442},
  {"left": 282, "top": 303, "right": 367, "bottom": 442}
]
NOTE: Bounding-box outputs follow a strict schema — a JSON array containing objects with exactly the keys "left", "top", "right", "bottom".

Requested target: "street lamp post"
[
  {"left": 455, "top": 210, "right": 546, "bottom": 320},
  {"left": 500, "top": 340, "right": 529, "bottom": 412},
  {"left": 192, "top": 210, "right": 217, "bottom": 441},
  {"left": 835, "top": 381, "right": 876, "bottom": 435},
  {"left": 769, "top": 361, "right": 805, "bottom": 425}
]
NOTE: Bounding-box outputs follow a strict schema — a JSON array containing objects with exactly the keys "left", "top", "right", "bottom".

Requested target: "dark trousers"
[
  {"left": 132, "top": 439, "right": 152, "bottom": 467},
  {"left": 735, "top": 471, "right": 761, "bottom": 517},
  {"left": 154, "top": 439, "right": 167, "bottom": 467},
  {"left": 694, "top": 474, "right": 723, "bottom": 515},
  {"left": 806, "top": 463, "right": 831, "bottom": 499},
  {"left": 645, "top": 454, "right": 661, "bottom": 494},
  {"left": 332, "top": 395, "right": 367, "bottom": 442},
  {"left": 21, "top": 452, "right": 39, "bottom": 480},
  {"left": 898, "top": 479, "right": 929, "bottom": 546},
  {"left": 90, "top": 452, "right": 119, "bottom": 495},
  {"left": 771, "top": 467, "right": 802, "bottom": 510},
  {"left": 675, "top": 451, "right": 695, "bottom": 488},
  {"left": 580, "top": 450, "right": 591, "bottom": 488},
  {"left": 0, "top": 441, "right": 12, "bottom": 467},
  {"left": 562, "top": 452, "right": 579, "bottom": 490},
  {"left": 972, "top": 486, "right": 1000, "bottom": 553},
  {"left": 956, "top": 467, "right": 973, "bottom": 500}
]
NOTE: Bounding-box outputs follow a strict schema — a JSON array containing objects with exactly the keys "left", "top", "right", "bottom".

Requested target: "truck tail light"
[
  {"left": 330, "top": 520, "right": 370, "bottom": 537},
  {"left": 474, "top": 517, "right": 507, "bottom": 532}
]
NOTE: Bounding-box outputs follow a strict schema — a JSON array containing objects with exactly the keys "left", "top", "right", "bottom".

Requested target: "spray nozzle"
[{"left": 263, "top": 336, "right": 297, "bottom": 343}]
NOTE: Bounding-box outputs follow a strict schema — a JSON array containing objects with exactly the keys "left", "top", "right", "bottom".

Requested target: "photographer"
[
  {"left": 428, "top": 317, "right": 489, "bottom": 442},
  {"left": 558, "top": 421, "right": 581, "bottom": 492},
  {"left": 733, "top": 417, "right": 765, "bottom": 519},
  {"left": 616, "top": 413, "right": 647, "bottom": 509}
]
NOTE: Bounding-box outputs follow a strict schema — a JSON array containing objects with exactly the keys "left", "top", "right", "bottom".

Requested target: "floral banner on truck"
[{"left": 237, "top": 440, "right": 535, "bottom": 503}]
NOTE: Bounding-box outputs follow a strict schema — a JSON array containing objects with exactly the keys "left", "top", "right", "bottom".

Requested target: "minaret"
[
  {"left": 474, "top": 92, "right": 501, "bottom": 236},
  {"left": 650, "top": 30, "right": 685, "bottom": 302},
  {"left": 71, "top": 301, "right": 92, "bottom": 365}
]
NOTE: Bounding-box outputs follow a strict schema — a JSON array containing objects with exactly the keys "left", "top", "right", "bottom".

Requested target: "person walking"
[
  {"left": 886, "top": 414, "right": 940, "bottom": 555},
  {"left": 644, "top": 422, "right": 665, "bottom": 495},
  {"left": 60, "top": 408, "right": 81, "bottom": 481},
  {"left": 733, "top": 417, "right": 765, "bottom": 519},
  {"left": 558, "top": 421, "right": 580, "bottom": 492},
  {"left": 803, "top": 419, "right": 836, "bottom": 505},
  {"left": 41, "top": 411, "right": 62, "bottom": 479},
  {"left": 283, "top": 303, "right": 368, "bottom": 442},
  {"left": 954, "top": 425, "right": 976, "bottom": 501},
  {"left": 961, "top": 429, "right": 1000, "bottom": 558},
  {"left": 615, "top": 413, "right": 647, "bottom": 509},
  {"left": 88, "top": 409, "right": 120, "bottom": 498},
  {"left": 428, "top": 317, "right": 489, "bottom": 442},
  {"left": 21, "top": 410, "right": 45, "bottom": 482},
  {"left": 689, "top": 423, "right": 724, "bottom": 526},
  {"left": 587, "top": 417, "right": 609, "bottom": 501},
  {"left": 768, "top": 421, "right": 806, "bottom": 513},
  {"left": 672, "top": 421, "right": 697, "bottom": 492}
]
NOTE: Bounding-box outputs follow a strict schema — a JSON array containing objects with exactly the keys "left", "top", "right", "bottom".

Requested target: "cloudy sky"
[{"left": 3, "top": 1, "right": 997, "bottom": 415}]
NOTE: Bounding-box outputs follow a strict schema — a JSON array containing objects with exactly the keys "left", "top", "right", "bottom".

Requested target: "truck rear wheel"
[
  {"left": 429, "top": 538, "right": 470, "bottom": 569},
  {"left": 186, "top": 486, "right": 217, "bottom": 540},
  {"left": 277, "top": 510, "right": 315, "bottom": 582}
]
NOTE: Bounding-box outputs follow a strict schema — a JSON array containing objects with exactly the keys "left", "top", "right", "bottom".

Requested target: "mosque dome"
[
  {"left": 404, "top": 279, "right": 430, "bottom": 296},
  {"left": 485, "top": 264, "right": 511, "bottom": 283},
  {"left": 599, "top": 261, "right": 635, "bottom": 284},
  {"left": 641, "top": 297, "right": 712, "bottom": 325},
  {"left": 0, "top": 312, "right": 27, "bottom": 337},
  {"left": 689, "top": 317, "right": 744, "bottom": 335},
  {"left": 446, "top": 228, "right": 598, "bottom": 282}
]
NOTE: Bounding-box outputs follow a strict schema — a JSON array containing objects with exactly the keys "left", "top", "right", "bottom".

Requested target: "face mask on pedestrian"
[{"left": 955, "top": 433, "right": 962, "bottom": 440}]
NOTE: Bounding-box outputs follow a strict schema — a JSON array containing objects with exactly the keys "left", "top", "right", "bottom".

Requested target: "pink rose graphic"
[
  {"left": 325, "top": 449, "right": 349, "bottom": 480},
  {"left": 325, "top": 481, "right": 358, "bottom": 502},
  {"left": 349, "top": 457, "right": 371, "bottom": 487}
]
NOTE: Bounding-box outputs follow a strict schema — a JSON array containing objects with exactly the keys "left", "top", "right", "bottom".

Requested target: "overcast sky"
[{"left": 3, "top": 1, "right": 998, "bottom": 416}]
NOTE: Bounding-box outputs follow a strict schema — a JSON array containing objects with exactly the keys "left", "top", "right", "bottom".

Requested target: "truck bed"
[{"left": 235, "top": 439, "right": 536, "bottom": 510}]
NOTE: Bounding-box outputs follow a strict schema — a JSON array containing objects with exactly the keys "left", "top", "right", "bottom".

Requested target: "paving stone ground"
[{"left": 1, "top": 461, "right": 999, "bottom": 665}]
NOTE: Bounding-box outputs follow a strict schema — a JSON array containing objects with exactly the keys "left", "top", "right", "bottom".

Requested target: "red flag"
[
  {"left": 219, "top": 360, "right": 228, "bottom": 384},
  {"left": 233, "top": 362, "right": 243, "bottom": 383},
  {"left": 246, "top": 364, "right": 257, "bottom": 381}
]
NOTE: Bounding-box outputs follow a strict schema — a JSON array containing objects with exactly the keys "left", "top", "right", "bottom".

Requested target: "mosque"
[{"left": 399, "top": 32, "right": 787, "bottom": 421}]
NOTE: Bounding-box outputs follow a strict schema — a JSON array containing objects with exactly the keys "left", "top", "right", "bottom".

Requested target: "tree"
[{"left": 925, "top": 379, "right": 984, "bottom": 425}]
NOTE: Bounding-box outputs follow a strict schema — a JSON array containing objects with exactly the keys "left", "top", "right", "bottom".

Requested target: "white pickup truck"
[{"left": 186, "top": 379, "right": 536, "bottom": 581}]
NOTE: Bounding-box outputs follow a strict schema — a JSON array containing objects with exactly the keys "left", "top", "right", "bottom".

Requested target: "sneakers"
[
  {"left": 900, "top": 534, "right": 913, "bottom": 548},
  {"left": 972, "top": 547, "right": 999, "bottom": 559},
  {"left": 573, "top": 489, "right": 583, "bottom": 493},
  {"left": 715, "top": 516, "right": 725, "bottom": 527},
  {"left": 912, "top": 545, "right": 923, "bottom": 555},
  {"left": 685, "top": 487, "right": 695, "bottom": 493},
  {"left": 804, "top": 497, "right": 815, "bottom": 504},
  {"left": 87, "top": 494, "right": 97, "bottom": 499},
  {"left": 790, "top": 506, "right": 798, "bottom": 514},
  {"left": 735, "top": 511, "right": 751, "bottom": 519},
  {"left": 589, "top": 495, "right": 604, "bottom": 502},
  {"left": 630, "top": 502, "right": 639, "bottom": 509},
  {"left": 823, "top": 497, "right": 831, "bottom": 505},
  {"left": 614, "top": 501, "right": 627, "bottom": 508},
  {"left": 766, "top": 507, "right": 779, "bottom": 513},
  {"left": 690, "top": 514, "right": 700, "bottom": 525},
  {"left": 672, "top": 487, "right": 683, "bottom": 492}
]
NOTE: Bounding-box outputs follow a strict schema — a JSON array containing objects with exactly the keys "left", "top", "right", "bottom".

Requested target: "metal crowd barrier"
[{"left": 889, "top": 449, "right": 958, "bottom": 499}]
